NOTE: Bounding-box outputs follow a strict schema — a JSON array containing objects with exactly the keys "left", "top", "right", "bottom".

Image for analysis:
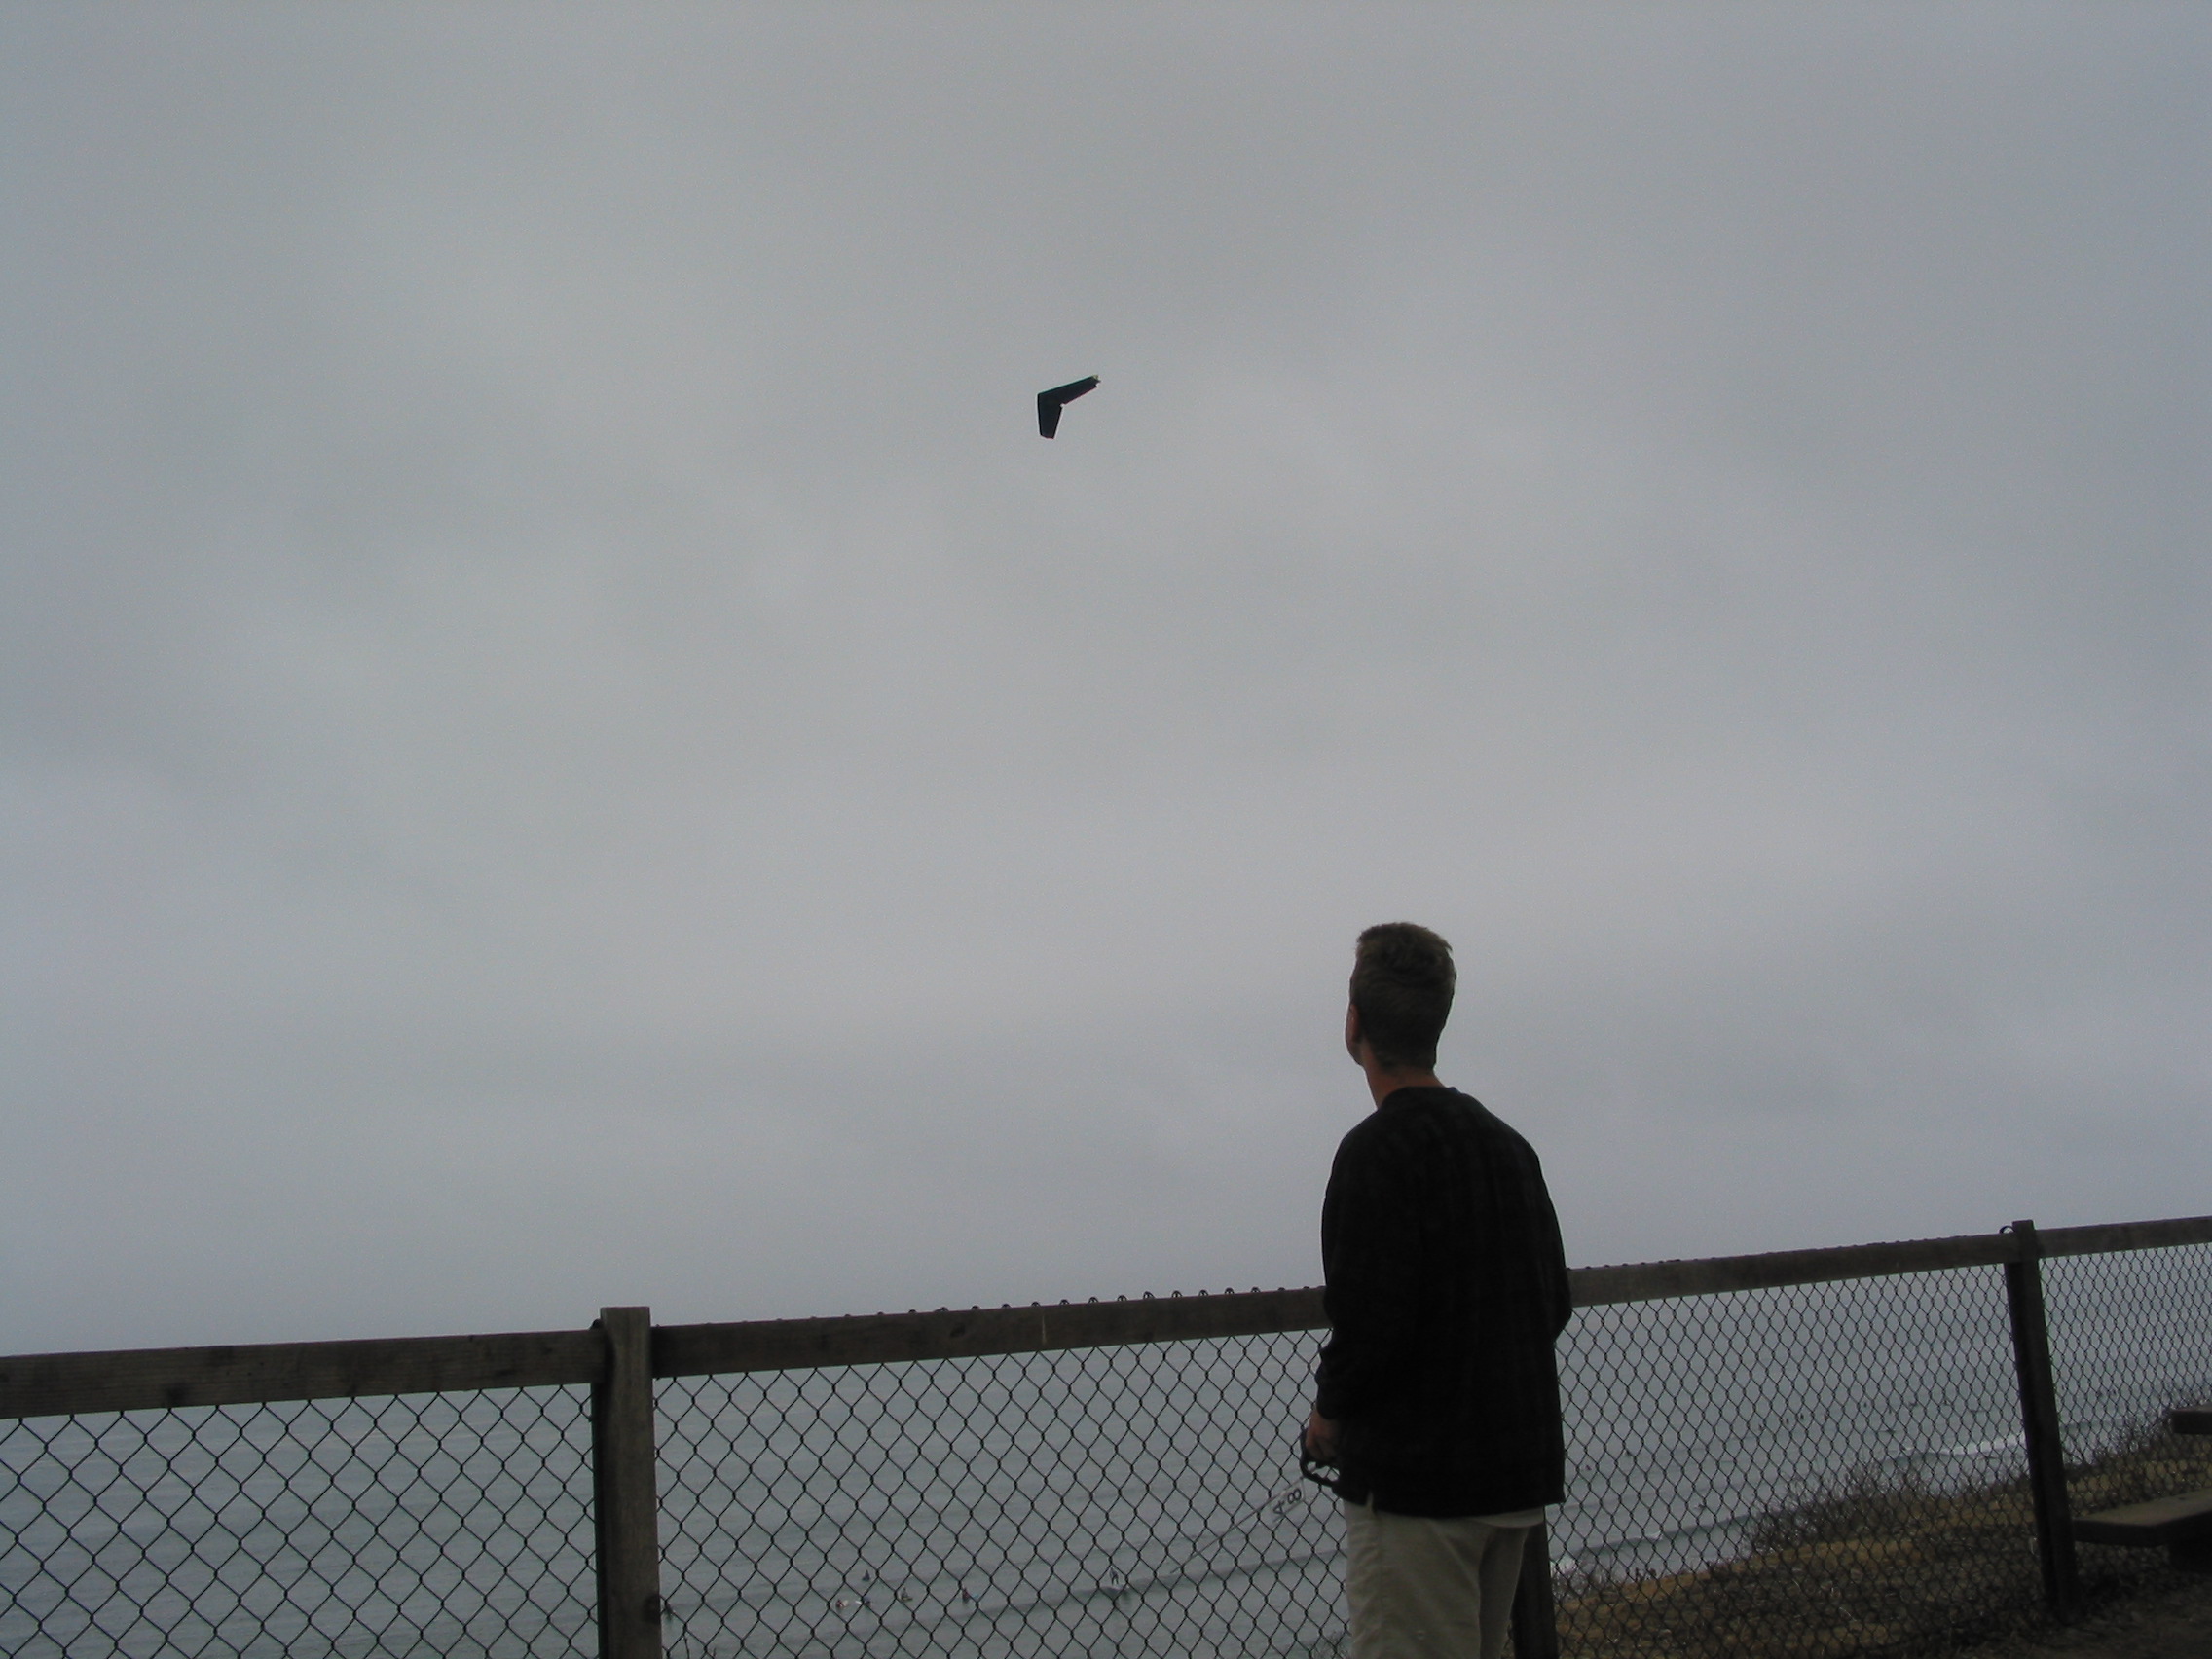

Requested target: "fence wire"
[
  {"left": 1554, "top": 1269, "right": 2041, "bottom": 1657},
  {"left": 0, "top": 1386, "right": 595, "bottom": 1659},
  {"left": 653, "top": 1252, "right": 2212, "bottom": 1659},
  {"left": 2045, "top": 1242, "right": 2212, "bottom": 1604},
  {"left": 5, "top": 1237, "right": 2206, "bottom": 1659},
  {"left": 655, "top": 1324, "right": 1344, "bottom": 1659}
]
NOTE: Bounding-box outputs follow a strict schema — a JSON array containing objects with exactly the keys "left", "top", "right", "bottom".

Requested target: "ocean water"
[{"left": 5, "top": 1248, "right": 2207, "bottom": 1658}]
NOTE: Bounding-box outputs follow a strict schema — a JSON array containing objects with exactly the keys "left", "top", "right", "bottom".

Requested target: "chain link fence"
[
  {"left": 0, "top": 1387, "right": 595, "bottom": 1658},
  {"left": 645, "top": 1242, "right": 2212, "bottom": 1659},
  {"left": 2045, "top": 1242, "right": 2212, "bottom": 1599},
  {"left": 1553, "top": 1269, "right": 2040, "bottom": 1656},
  {"left": 4, "top": 1223, "right": 2207, "bottom": 1659},
  {"left": 655, "top": 1325, "right": 1341, "bottom": 1659}
]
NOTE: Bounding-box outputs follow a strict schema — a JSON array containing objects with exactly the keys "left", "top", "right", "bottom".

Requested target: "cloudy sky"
[{"left": 2, "top": 5, "right": 2205, "bottom": 1354}]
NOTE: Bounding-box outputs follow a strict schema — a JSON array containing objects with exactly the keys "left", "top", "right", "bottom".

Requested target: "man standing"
[{"left": 1305, "top": 923, "right": 1572, "bottom": 1659}]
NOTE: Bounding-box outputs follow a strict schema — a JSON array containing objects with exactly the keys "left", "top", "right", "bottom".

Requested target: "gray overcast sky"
[{"left": 3, "top": 5, "right": 2206, "bottom": 1354}]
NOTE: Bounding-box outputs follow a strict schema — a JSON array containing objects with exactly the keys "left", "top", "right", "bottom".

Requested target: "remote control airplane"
[{"left": 1037, "top": 376, "right": 1099, "bottom": 439}]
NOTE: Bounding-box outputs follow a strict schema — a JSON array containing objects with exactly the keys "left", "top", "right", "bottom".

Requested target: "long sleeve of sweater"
[{"left": 1313, "top": 1119, "right": 1421, "bottom": 1422}]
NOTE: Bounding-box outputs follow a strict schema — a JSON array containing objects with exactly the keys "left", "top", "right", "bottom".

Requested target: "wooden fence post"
[
  {"left": 1509, "top": 1520, "right": 1560, "bottom": 1659},
  {"left": 593, "top": 1307, "right": 664, "bottom": 1659},
  {"left": 2003, "top": 1222, "right": 2080, "bottom": 1624}
]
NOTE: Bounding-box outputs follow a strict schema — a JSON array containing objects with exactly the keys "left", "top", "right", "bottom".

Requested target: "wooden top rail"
[
  {"left": 1570, "top": 1232, "right": 2020, "bottom": 1306},
  {"left": 1571, "top": 1214, "right": 2212, "bottom": 1307},
  {"left": 0, "top": 1329, "right": 604, "bottom": 1419},
  {"left": 5, "top": 1214, "right": 2205, "bottom": 1419},
  {"left": 654, "top": 1287, "right": 1326, "bottom": 1378},
  {"left": 2040, "top": 1216, "right": 2212, "bottom": 1260},
  {"left": 656, "top": 1214, "right": 2212, "bottom": 1371}
]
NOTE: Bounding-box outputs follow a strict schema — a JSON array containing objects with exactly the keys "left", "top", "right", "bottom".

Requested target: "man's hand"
[{"left": 1304, "top": 1409, "right": 1340, "bottom": 1465}]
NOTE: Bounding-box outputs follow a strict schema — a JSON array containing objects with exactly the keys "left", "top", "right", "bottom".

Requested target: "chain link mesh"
[
  {"left": 1553, "top": 1269, "right": 2041, "bottom": 1656},
  {"left": 5, "top": 1237, "right": 2204, "bottom": 1658},
  {"left": 655, "top": 1258, "right": 2189, "bottom": 1659},
  {"left": 2044, "top": 1242, "right": 2212, "bottom": 1600},
  {"left": 655, "top": 1320, "right": 1344, "bottom": 1659},
  {"left": 0, "top": 1386, "right": 595, "bottom": 1658}
]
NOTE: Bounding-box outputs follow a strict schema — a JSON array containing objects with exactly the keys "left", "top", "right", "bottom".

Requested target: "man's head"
[{"left": 1347, "top": 922, "right": 1456, "bottom": 1072}]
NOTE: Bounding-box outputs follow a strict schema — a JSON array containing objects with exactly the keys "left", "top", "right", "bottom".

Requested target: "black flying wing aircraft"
[{"left": 1037, "top": 376, "right": 1099, "bottom": 439}]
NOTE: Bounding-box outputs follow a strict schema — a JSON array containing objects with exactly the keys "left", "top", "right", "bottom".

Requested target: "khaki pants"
[{"left": 1343, "top": 1500, "right": 1530, "bottom": 1659}]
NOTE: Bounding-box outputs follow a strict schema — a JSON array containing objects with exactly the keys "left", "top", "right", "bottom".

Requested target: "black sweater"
[{"left": 1315, "top": 1086, "right": 1571, "bottom": 1517}]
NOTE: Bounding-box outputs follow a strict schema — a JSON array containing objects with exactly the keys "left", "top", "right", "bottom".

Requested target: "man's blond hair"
[{"left": 1350, "top": 922, "right": 1456, "bottom": 1070}]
